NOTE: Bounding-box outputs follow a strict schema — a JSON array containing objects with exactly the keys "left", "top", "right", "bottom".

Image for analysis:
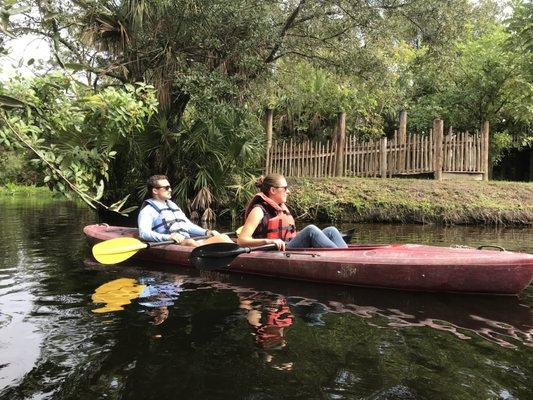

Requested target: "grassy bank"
[
  {"left": 289, "top": 178, "right": 533, "bottom": 226},
  {"left": 0, "top": 184, "right": 53, "bottom": 196},
  {"left": 3, "top": 180, "right": 532, "bottom": 226}
]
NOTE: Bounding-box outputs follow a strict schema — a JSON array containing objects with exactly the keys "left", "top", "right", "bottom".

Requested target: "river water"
[{"left": 0, "top": 195, "right": 531, "bottom": 399}]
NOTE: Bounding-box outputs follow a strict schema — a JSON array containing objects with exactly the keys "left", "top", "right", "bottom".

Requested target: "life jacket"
[
  {"left": 140, "top": 198, "right": 190, "bottom": 236},
  {"left": 244, "top": 193, "right": 296, "bottom": 241}
]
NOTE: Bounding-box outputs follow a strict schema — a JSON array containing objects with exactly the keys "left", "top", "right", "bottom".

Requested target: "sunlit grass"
[
  {"left": 0, "top": 184, "right": 53, "bottom": 196},
  {"left": 289, "top": 177, "right": 533, "bottom": 225}
]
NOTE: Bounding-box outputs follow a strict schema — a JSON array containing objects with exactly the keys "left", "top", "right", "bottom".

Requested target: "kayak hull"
[{"left": 83, "top": 224, "right": 533, "bottom": 295}]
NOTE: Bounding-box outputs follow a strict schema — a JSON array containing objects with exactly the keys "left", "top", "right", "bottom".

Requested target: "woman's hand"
[{"left": 267, "top": 238, "right": 286, "bottom": 251}]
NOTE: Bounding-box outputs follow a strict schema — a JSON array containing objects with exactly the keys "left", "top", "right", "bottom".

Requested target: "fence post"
[
  {"left": 335, "top": 112, "right": 346, "bottom": 176},
  {"left": 482, "top": 120, "right": 489, "bottom": 181},
  {"left": 397, "top": 110, "right": 407, "bottom": 171},
  {"left": 380, "top": 136, "right": 387, "bottom": 178},
  {"left": 433, "top": 118, "right": 444, "bottom": 181},
  {"left": 265, "top": 108, "right": 273, "bottom": 174}
]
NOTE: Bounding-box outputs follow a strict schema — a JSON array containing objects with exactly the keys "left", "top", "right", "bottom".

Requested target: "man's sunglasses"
[{"left": 155, "top": 185, "right": 172, "bottom": 191}]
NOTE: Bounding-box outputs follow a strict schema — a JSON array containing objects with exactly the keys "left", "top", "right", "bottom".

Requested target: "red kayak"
[{"left": 83, "top": 224, "right": 533, "bottom": 295}]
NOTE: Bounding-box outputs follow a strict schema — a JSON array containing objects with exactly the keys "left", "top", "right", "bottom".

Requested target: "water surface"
[{"left": 0, "top": 195, "right": 531, "bottom": 399}]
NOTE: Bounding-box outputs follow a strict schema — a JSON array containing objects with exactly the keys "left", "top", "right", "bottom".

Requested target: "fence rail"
[{"left": 267, "top": 130, "right": 487, "bottom": 179}]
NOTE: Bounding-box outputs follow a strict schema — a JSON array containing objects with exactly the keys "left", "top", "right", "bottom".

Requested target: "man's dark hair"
[{"left": 147, "top": 175, "right": 168, "bottom": 194}]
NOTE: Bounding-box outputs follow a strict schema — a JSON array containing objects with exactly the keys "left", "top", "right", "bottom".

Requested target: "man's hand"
[
  {"left": 170, "top": 233, "right": 186, "bottom": 244},
  {"left": 209, "top": 230, "right": 220, "bottom": 237}
]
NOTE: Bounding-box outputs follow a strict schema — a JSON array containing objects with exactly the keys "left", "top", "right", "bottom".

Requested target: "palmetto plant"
[{"left": 169, "top": 105, "right": 264, "bottom": 223}]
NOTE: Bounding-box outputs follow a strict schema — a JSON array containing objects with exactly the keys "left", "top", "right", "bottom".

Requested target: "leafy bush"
[
  {"left": 0, "top": 150, "right": 40, "bottom": 185},
  {"left": 0, "top": 74, "right": 158, "bottom": 214},
  {"left": 263, "top": 62, "right": 385, "bottom": 141}
]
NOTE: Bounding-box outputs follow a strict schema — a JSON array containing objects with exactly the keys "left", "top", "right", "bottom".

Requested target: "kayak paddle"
[
  {"left": 189, "top": 242, "right": 278, "bottom": 270},
  {"left": 342, "top": 228, "right": 356, "bottom": 244},
  {"left": 92, "top": 237, "right": 175, "bottom": 264},
  {"left": 92, "top": 230, "right": 237, "bottom": 265}
]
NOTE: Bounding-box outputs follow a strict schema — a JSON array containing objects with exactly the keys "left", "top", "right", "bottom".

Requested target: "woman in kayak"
[{"left": 237, "top": 173, "right": 348, "bottom": 251}]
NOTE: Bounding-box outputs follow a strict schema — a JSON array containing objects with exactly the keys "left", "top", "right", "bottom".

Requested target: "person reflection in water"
[
  {"left": 240, "top": 295, "right": 294, "bottom": 371},
  {"left": 136, "top": 276, "right": 184, "bottom": 325},
  {"left": 91, "top": 276, "right": 184, "bottom": 326}
]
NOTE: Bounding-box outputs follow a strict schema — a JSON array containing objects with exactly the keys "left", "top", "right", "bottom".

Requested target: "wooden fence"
[{"left": 265, "top": 112, "right": 490, "bottom": 180}]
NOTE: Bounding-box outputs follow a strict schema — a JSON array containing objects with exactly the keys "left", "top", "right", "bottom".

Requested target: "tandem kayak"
[{"left": 83, "top": 224, "right": 533, "bottom": 295}]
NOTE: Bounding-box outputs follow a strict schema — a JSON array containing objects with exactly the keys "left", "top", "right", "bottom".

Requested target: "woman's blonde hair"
[{"left": 255, "top": 173, "right": 285, "bottom": 195}]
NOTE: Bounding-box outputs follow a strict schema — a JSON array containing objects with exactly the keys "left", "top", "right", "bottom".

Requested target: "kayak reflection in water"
[
  {"left": 138, "top": 174, "right": 233, "bottom": 247},
  {"left": 91, "top": 276, "right": 183, "bottom": 326},
  {"left": 240, "top": 294, "right": 294, "bottom": 371},
  {"left": 237, "top": 173, "right": 348, "bottom": 251}
]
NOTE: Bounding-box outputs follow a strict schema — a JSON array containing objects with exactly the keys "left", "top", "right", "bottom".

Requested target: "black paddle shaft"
[
  {"left": 145, "top": 240, "right": 176, "bottom": 247},
  {"left": 189, "top": 243, "right": 278, "bottom": 270},
  {"left": 342, "top": 228, "right": 356, "bottom": 244}
]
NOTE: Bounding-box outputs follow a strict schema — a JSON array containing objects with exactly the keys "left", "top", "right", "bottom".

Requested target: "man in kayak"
[
  {"left": 138, "top": 175, "right": 232, "bottom": 247},
  {"left": 237, "top": 173, "right": 347, "bottom": 251}
]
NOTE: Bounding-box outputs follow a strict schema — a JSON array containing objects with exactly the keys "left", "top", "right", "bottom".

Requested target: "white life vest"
[{"left": 140, "top": 198, "right": 191, "bottom": 237}]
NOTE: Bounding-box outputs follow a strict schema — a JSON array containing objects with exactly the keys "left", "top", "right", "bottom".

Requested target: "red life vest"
[{"left": 244, "top": 193, "right": 297, "bottom": 241}]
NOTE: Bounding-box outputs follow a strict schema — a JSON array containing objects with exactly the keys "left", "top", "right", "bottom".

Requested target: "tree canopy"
[{"left": 1, "top": 0, "right": 531, "bottom": 218}]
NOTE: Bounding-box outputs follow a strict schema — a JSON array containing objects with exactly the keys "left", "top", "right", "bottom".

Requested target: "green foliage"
[
  {"left": 171, "top": 104, "right": 264, "bottom": 223},
  {"left": 0, "top": 150, "right": 40, "bottom": 185},
  {"left": 1, "top": 0, "right": 531, "bottom": 218},
  {"left": 408, "top": 7, "right": 532, "bottom": 129},
  {"left": 506, "top": 0, "right": 533, "bottom": 64},
  {"left": 405, "top": 6, "right": 533, "bottom": 167},
  {"left": 263, "top": 62, "right": 384, "bottom": 140},
  {"left": 0, "top": 74, "right": 158, "bottom": 214},
  {"left": 0, "top": 183, "right": 53, "bottom": 196}
]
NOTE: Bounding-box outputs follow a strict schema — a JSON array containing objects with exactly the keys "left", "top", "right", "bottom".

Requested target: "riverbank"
[
  {"left": 0, "top": 185, "right": 52, "bottom": 196},
  {"left": 288, "top": 177, "right": 533, "bottom": 226},
  {"left": 3, "top": 179, "right": 532, "bottom": 226}
]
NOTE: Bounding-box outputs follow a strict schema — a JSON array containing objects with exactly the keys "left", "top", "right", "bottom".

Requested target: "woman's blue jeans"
[{"left": 286, "top": 225, "right": 348, "bottom": 249}]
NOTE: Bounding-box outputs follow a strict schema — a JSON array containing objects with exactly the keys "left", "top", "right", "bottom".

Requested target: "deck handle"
[
  {"left": 477, "top": 245, "right": 506, "bottom": 251},
  {"left": 284, "top": 252, "right": 320, "bottom": 258}
]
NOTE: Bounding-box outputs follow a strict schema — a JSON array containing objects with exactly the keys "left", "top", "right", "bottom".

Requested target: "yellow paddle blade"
[
  {"left": 92, "top": 278, "right": 146, "bottom": 313},
  {"left": 92, "top": 237, "right": 148, "bottom": 265}
]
